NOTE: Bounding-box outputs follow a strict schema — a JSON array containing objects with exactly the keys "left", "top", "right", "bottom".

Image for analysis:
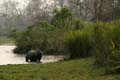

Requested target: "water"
[{"left": 0, "top": 45, "right": 65, "bottom": 65}]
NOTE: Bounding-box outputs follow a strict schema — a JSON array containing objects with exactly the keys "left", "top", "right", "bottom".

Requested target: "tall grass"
[{"left": 64, "top": 30, "right": 93, "bottom": 59}]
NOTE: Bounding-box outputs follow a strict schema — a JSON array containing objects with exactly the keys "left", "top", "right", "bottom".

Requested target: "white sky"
[
  {"left": 0, "top": 0, "right": 55, "bottom": 9},
  {"left": 0, "top": 0, "right": 54, "bottom": 4},
  {"left": 0, "top": 0, "right": 27, "bottom": 4},
  {"left": 0, "top": 0, "right": 29, "bottom": 9}
]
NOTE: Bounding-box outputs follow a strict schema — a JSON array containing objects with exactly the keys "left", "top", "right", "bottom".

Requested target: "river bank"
[
  {"left": 0, "top": 58, "right": 119, "bottom": 80},
  {"left": 0, "top": 45, "right": 67, "bottom": 65}
]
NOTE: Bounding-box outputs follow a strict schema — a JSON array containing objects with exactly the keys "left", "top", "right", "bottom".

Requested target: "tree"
[
  {"left": 51, "top": 8, "right": 74, "bottom": 29},
  {"left": 25, "top": 0, "right": 56, "bottom": 24},
  {"left": 0, "top": 0, "right": 27, "bottom": 30},
  {"left": 68, "top": 0, "right": 120, "bottom": 21}
]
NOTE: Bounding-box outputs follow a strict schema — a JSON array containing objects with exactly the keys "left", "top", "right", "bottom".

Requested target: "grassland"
[{"left": 0, "top": 58, "right": 120, "bottom": 80}]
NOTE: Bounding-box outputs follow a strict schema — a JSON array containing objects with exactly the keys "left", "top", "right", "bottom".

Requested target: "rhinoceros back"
[{"left": 26, "top": 50, "right": 36, "bottom": 58}]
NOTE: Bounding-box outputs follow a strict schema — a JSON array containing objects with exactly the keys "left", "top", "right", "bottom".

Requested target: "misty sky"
[
  {"left": 0, "top": 0, "right": 28, "bottom": 8},
  {"left": 0, "top": 0, "right": 27, "bottom": 4},
  {"left": 0, "top": 0, "right": 55, "bottom": 9}
]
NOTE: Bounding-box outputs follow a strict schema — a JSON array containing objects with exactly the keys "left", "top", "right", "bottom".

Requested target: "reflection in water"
[{"left": 0, "top": 45, "right": 65, "bottom": 65}]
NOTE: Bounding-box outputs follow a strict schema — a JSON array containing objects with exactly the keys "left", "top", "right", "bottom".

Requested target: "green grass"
[{"left": 0, "top": 58, "right": 120, "bottom": 80}]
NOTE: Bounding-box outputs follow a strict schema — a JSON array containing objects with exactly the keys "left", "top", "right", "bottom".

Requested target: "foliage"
[
  {"left": 13, "top": 8, "right": 82, "bottom": 54},
  {"left": 92, "top": 22, "right": 113, "bottom": 66},
  {"left": 111, "top": 20, "right": 120, "bottom": 50},
  {"left": 64, "top": 30, "right": 93, "bottom": 59},
  {"left": 108, "top": 50, "right": 120, "bottom": 73},
  {"left": 64, "top": 20, "right": 120, "bottom": 73},
  {"left": 92, "top": 21, "right": 120, "bottom": 74},
  {"left": 51, "top": 7, "right": 75, "bottom": 30},
  {"left": 10, "top": 7, "right": 120, "bottom": 74},
  {"left": 107, "top": 21, "right": 120, "bottom": 73},
  {"left": 0, "top": 58, "right": 119, "bottom": 80},
  {"left": 13, "top": 21, "right": 55, "bottom": 54}
]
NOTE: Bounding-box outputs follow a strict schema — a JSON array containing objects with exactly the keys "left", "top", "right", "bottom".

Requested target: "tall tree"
[
  {"left": 68, "top": 0, "right": 120, "bottom": 21},
  {"left": 0, "top": 0, "right": 27, "bottom": 29},
  {"left": 25, "top": 0, "right": 56, "bottom": 24}
]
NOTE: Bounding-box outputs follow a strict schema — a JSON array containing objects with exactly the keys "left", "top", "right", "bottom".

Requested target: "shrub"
[
  {"left": 64, "top": 30, "right": 93, "bottom": 59},
  {"left": 107, "top": 21, "right": 120, "bottom": 73},
  {"left": 92, "top": 22, "right": 113, "bottom": 66},
  {"left": 51, "top": 7, "right": 77, "bottom": 30},
  {"left": 107, "top": 50, "right": 120, "bottom": 73},
  {"left": 13, "top": 21, "right": 55, "bottom": 54},
  {"left": 92, "top": 21, "right": 120, "bottom": 74},
  {"left": 111, "top": 20, "right": 120, "bottom": 49}
]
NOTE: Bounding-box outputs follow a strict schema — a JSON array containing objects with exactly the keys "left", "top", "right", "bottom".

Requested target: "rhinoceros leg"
[{"left": 26, "top": 58, "right": 29, "bottom": 62}]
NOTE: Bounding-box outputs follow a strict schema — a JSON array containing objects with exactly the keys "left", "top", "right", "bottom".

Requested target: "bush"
[
  {"left": 107, "top": 21, "right": 120, "bottom": 73},
  {"left": 51, "top": 7, "right": 73, "bottom": 29},
  {"left": 13, "top": 21, "right": 55, "bottom": 54},
  {"left": 92, "top": 22, "right": 113, "bottom": 66},
  {"left": 64, "top": 30, "right": 93, "bottom": 59},
  {"left": 107, "top": 50, "right": 120, "bottom": 73},
  {"left": 51, "top": 7, "right": 79, "bottom": 30},
  {"left": 92, "top": 21, "right": 120, "bottom": 74},
  {"left": 111, "top": 20, "right": 120, "bottom": 50}
]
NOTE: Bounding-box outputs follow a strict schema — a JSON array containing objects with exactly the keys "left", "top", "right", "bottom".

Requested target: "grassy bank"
[
  {"left": 0, "top": 58, "right": 120, "bottom": 80},
  {"left": 0, "top": 37, "right": 14, "bottom": 45}
]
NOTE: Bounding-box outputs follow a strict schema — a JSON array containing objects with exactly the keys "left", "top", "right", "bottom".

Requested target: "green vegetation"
[
  {"left": 92, "top": 22, "right": 114, "bottom": 67},
  {"left": 51, "top": 7, "right": 74, "bottom": 29},
  {"left": 12, "top": 8, "right": 85, "bottom": 54},
  {"left": 0, "top": 37, "right": 14, "bottom": 45},
  {"left": 0, "top": 1, "right": 120, "bottom": 79},
  {"left": 0, "top": 58, "right": 120, "bottom": 80},
  {"left": 64, "top": 21, "right": 120, "bottom": 73},
  {"left": 92, "top": 21, "right": 120, "bottom": 73},
  {"left": 10, "top": 8, "right": 120, "bottom": 74},
  {"left": 64, "top": 30, "right": 92, "bottom": 59},
  {"left": 12, "top": 8, "right": 76, "bottom": 54},
  {"left": 12, "top": 21, "right": 56, "bottom": 54}
]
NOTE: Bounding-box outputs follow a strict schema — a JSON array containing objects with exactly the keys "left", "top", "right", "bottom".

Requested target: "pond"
[{"left": 0, "top": 45, "right": 65, "bottom": 65}]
